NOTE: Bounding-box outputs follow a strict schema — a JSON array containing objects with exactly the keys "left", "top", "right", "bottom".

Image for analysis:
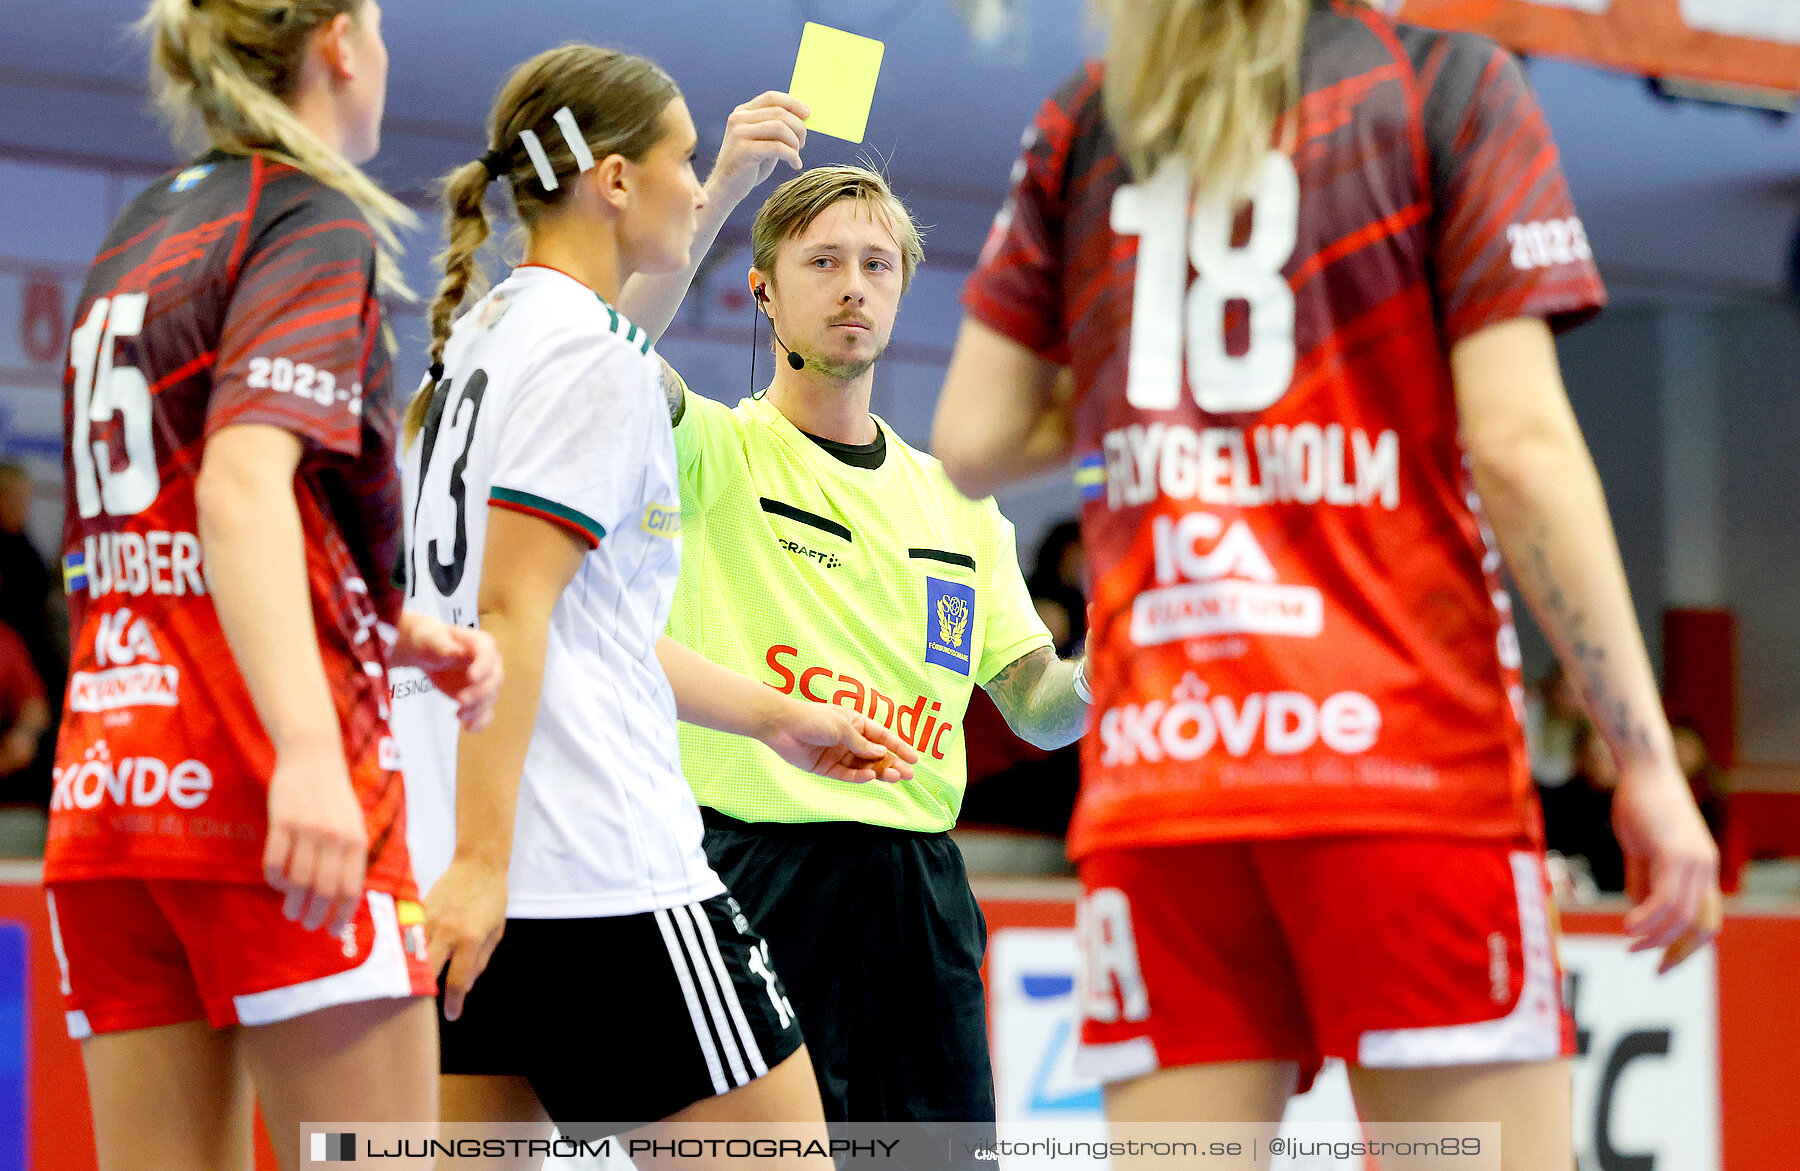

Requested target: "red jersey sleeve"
[
  {"left": 0, "top": 624, "right": 43, "bottom": 727},
  {"left": 208, "top": 163, "right": 381, "bottom": 455},
  {"left": 963, "top": 64, "right": 1102, "bottom": 367},
  {"left": 1421, "top": 34, "right": 1606, "bottom": 342}
]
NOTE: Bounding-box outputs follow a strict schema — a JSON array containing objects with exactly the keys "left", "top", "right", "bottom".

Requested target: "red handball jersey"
[
  {"left": 964, "top": 2, "right": 1605, "bottom": 859},
  {"left": 48, "top": 151, "right": 413, "bottom": 895}
]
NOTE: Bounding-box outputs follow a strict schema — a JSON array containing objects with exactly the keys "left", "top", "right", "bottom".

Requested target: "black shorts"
[
  {"left": 702, "top": 810, "right": 995, "bottom": 1129},
  {"left": 438, "top": 893, "right": 805, "bottom": 1130}
]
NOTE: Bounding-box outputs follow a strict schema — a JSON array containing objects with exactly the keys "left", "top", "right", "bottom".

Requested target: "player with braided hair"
[{"left": 393, "top": 45, "right": 916, "bottom": 1160}]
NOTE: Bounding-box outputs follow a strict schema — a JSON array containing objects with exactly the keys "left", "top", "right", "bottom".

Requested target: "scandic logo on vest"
[{"left": 766, "top": 645, "right": 955, "bottom": 760}]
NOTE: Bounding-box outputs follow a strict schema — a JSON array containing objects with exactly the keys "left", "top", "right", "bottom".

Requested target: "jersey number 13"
[{"left": 409, "top": 370, "right": 488, "bottom": 599}]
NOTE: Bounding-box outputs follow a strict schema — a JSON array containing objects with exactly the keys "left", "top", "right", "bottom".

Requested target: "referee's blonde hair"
[
  {"left": 410, "top": 44, "right": 679, "bottom": 441},
  {"left": 751, "top": 167, "right": 925, "bottom": 293},
  {"left": 139, "top": 0, "right": 414, "bottom": 297},
  {"left": 1093, "top": 0, "right": 1312, "bottom": 195}
]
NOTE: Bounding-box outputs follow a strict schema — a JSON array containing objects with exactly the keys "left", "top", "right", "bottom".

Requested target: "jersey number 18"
[{"left": 1111, "top": 153, "right": 1301, "bottom": 414}]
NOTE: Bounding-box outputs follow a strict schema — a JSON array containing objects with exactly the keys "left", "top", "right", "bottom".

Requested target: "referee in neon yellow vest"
[{"left": 621, "top": 94, "right": 1089, "bottom": 1131}]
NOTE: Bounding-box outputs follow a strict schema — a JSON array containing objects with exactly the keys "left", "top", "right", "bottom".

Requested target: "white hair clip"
[
  {"left": 517, "top": 106, "right": 596, "bottom": 193},
  {"left": 518, "top": 128, "right": 557, "bottom": 191},
  {"left": 553, "top": 107, "right": 596, "bottom": 174}
]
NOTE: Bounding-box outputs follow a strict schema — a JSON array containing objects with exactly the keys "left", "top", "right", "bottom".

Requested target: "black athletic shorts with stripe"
[
  {"left": 438, "top": 893, "right": 805, "bottom": 1130},
  {"left": 702, "top": 810, "right": 996, "bottom": 1128}
]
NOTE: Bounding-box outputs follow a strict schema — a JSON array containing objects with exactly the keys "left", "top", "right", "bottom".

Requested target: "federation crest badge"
[{"left": 925, "top": 577, "right": 975, "bottom": 675}]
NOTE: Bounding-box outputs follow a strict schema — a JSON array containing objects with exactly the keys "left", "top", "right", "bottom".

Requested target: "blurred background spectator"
[
  {"left": 0, "top": 462, "right": 62, "bottom": 807},
  {"left": 1526, "top": 663, "right": 1634, "bottom": 894},
  {"left": 1025, "top": 519, "right": 1086, "bottom": 654},
  {"left": 0, "top": 623, "right": 47, "bottom": 790},
  {"left": 1671, "top": 719, "right": 1727, "bottom": 844}
]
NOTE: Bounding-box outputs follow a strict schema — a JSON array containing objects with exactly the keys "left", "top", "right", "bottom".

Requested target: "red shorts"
[
  {"left": 1073, "top": 836, "right": 1571, "bottom": 1086},
  {"left": 46, "top": 879, "right": 435, "bottom": 1039}
]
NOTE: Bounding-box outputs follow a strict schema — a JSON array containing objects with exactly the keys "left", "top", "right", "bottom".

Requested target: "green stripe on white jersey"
[{"left": 668, "top": 383, "right": 1053, "bottom": 832}]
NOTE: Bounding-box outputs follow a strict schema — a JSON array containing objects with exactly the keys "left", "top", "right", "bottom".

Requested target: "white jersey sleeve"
[{"left": 488, "top": 331, "right": 661, "bottom": 549}]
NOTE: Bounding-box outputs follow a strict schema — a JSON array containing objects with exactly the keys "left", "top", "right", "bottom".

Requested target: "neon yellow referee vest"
[{"left": 667, "top": 385, "right": 1052, "bottom": 831}]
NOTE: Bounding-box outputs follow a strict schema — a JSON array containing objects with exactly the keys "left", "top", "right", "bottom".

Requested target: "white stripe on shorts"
[
  {"left": 1355, "top": 851, "right": 1563, "bottom": 1067},
  {"left": 232, "top": 891, "right": 411, "bottom": 1026},
  {"left": 44, "top": 889, "right": 73, "bottom": 997},
  {"left": 685, "top": 901, "right": 769, "bottom": 1077},
  {"left": 653, "top": 908, "right": 729, "bottom": 1095},
  {"left": 672, "top": 903, "right": 751, "bottom": 1087}
]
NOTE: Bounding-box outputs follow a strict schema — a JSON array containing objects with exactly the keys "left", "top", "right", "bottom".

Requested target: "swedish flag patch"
[
  {"left": 61, "top": 551, "right": 87, "bottom": 594},
  {"left": 1075, "top": 452, "right": 1106, "bottom": 503}
]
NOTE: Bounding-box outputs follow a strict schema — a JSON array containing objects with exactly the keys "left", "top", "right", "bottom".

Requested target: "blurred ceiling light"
[{"left": 947, "top": 0, "right": 1029, "bottom": 55}]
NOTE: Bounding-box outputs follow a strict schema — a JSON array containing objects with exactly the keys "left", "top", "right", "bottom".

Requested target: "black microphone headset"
[{"left": 754, "top": 284, "right": 806, "bottom": 372}]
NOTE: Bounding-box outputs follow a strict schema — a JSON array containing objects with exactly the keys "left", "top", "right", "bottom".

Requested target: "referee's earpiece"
[{"left": 755, "top": 284, "right": 806, "bottom": 372}]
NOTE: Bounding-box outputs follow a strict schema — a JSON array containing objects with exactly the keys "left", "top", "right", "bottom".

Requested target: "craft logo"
[
  {"left": 779, "top": 537, "right": 841, "bottom": 570},
  {"left": 311, "top": 1133, "right": 355, "bottom": 1162},
  {"left": 925, "top": 577, "right": 975, "bottom": 675}
]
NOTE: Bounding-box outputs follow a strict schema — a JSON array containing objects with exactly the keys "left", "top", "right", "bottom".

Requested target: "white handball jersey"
[{"left": 394, "top": 264, "right": 723, "bottom": 918}]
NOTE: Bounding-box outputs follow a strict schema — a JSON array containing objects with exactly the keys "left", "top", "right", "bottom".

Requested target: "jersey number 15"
[
  {"left": 1111, "top": 154, "right": 1300, "bottom": 414},
  {"left": 70, "top": 294, "right": 159, "bottom": 519}
]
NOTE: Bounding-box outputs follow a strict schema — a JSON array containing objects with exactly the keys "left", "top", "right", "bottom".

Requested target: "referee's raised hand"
[
  {"left": 762, "top": 696, "right": 920, "bottom": 784},
  {"left": 708, "top": 91, "right": 810, "bottom": 207}
]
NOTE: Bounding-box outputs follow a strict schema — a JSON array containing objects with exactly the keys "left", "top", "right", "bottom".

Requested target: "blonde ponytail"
[
  {"left": 1093, "top": 0, "right": 1311, "bottom": 196},
  {"left": 138, "top": 0, "right": 416, "bottom": 297}
]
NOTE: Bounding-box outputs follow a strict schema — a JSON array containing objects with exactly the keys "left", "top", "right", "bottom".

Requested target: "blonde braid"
[{"left": 404, "top": 159, "right": 494, "bottom": 442}]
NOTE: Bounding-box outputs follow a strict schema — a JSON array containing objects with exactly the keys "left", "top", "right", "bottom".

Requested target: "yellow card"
[{"left": 788, "top": 22, "right": 885, "bottom": 144}]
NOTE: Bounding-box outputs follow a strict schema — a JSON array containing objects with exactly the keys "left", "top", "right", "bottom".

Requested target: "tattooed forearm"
[
  {"left": 984, "top": 645, "right": 1089, "bottom": 750},
  {"left": 1516, "top": 527, "right": 1654, "bottom": 761},
  {"left": 661, "top": 358, "right": 686, "bottom": 426}
]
